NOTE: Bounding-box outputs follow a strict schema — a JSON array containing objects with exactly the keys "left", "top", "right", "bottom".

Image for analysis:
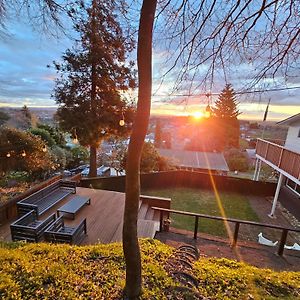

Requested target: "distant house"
[
  {"left": 254, "top": 112, "right": 300, "bottom": 218},
  {"left": 158, "top": 149, "right": 229, "bottom": 175}
]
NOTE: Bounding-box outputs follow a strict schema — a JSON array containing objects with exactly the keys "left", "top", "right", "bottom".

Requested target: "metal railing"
[
  {"left": 256, "top": 139, "right": 300, "bottom": 180},
  {"left": 152, "top": 207, "right": 300, "bottom": 256}
]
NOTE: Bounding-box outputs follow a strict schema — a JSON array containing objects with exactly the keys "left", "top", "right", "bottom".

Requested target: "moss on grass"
[{"left": 0, "top": 239, "right": 299, "bottom": 299}]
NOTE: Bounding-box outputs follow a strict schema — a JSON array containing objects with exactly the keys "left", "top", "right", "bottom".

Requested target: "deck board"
[{"left": 0, "top": 187, "right": 159, "bottom": 245}]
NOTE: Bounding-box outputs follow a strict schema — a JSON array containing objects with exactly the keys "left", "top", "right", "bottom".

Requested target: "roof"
[
  {"left": 158, "top": 149, "right": 229, "bottom": 172},
  {"left": 277, "top": 113, "right": 300, "bottom": 126}
]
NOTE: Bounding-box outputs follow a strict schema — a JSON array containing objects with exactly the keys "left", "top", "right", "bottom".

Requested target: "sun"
[{"left": 192, "top": 111, "right": 204, "bottom": 120}]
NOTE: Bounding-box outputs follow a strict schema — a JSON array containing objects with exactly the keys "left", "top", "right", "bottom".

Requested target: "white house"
[
  {"left": 277, "top": 113, "right": 300, "bottom": 152},
  {"left": 254, "top": 112, "right": 300, "bottom": 218}
]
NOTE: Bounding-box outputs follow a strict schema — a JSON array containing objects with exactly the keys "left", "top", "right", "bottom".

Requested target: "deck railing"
[
  {"left": 256, "top": 138, "right": 300, "bottom": 180},
  {"left": 152, "top": 207, "right": 300, "bottom": 256}
]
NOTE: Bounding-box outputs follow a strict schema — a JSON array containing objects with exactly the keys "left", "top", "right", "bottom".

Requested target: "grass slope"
[
  {"left": 143, "top": 188, "right": 259, "bottom": 237},
  {"left": 0, "top": 240, "right": 299, "bottom": 300}
]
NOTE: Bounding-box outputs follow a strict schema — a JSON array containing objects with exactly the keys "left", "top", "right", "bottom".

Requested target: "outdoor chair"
[
  {"left": 10, "top": 210, "right": 56, "bottom": 242},
  {"left": 44, "top": 216, "right": 87, "bottom": 245}
]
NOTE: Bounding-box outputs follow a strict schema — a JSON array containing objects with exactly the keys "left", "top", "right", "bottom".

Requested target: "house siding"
[{"left": 285, "top": 120, "right": 300, "bottom": 152}]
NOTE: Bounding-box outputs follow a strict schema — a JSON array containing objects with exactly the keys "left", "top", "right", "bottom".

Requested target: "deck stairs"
[{"left": 110, "top": 201, "right": 160, "bottom": 242}]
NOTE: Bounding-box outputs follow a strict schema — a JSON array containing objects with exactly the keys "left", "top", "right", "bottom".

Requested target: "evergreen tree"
[
  {"left": 213, "top": 84, "right": 240, "bottom": 149},
  {"left": 54, "top": 0, "right": 135, "bottom": 177}
]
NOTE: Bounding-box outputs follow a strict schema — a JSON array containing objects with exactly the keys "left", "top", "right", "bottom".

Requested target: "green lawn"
[{"left": 143, "top": 188, "right": 259, "bottom": 237}]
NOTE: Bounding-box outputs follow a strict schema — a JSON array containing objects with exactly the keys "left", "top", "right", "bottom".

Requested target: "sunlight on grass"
[{"left": 143, "top": 188, "right": 259, "bottom": 238}]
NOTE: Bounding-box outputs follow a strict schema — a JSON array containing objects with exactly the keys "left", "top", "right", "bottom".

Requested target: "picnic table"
[{"left": 57, "top": 196, "right": 91, "bottom": 219}]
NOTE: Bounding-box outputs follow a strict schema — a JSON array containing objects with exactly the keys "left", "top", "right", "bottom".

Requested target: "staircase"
[{"left": 110, "top": 201, "right": 161, "bottom": 243}]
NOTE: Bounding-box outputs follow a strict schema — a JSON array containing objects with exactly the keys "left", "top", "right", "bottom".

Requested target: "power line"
[{"left": 151, "top": 85, "right": 300, "bottom": 97}]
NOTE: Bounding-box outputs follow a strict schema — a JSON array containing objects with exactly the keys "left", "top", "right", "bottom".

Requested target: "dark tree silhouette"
[
  {"left": 123, "top": 1, "right": 157, "bottom": 298},
  {"left": 54, "top": 0, "right": 135, "bottom": 177},
  {"left": 213, "top": 84, "right": 240, "bottom": 149}
]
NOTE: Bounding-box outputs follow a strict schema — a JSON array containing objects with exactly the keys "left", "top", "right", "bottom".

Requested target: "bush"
[
  {"left": 0, "top": 127, "right": 55, "bottom": 177},
  {"left": 0, "top": 240, "right": 299, "bottom": 300},
  {"left": 66, "top": 146, "right": 89, "bottom": 169},
  {"left": 225, "top": 148, "right": 249, "bottom": 172},
  {"left": 29, "top": 128, "right": 55, "bottom": 147}
]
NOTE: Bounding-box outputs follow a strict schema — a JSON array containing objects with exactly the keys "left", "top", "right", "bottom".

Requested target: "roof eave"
[{"left": 276, "top": 113, "right": 300, "bottom": 126}]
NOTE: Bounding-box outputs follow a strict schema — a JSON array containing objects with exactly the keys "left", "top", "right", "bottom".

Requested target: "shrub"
[
  {"left": 0, "top": 240, "right": 299, "bottom": 300},
  {"left": 225, "top": 148, "right": 249, "bottom": 172}
]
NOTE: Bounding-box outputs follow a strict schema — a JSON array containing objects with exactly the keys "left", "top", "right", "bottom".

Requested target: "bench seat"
[
  {"left": 44, "top": 217, "right": 87, "bottom": 245},
  {"left": 17, "top": 180, "right": 76, "bottom": 217},
  {"left": 10, "top": 210, "right": 56, "bottom": 242}
]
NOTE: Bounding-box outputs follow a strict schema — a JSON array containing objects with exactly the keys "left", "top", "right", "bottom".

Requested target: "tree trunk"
[
  {"left": 89, "top": 145, "right": 97, "bottom": 177},
  {"left": 88, "top": 0, "right": 97, "bottom": 179},
  {"left": 122, "top": 1, "right": 157, "bottom": 299}
]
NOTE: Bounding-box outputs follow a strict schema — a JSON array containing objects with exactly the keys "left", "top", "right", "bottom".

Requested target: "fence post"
[
  {"left": 278, "top": 229, "right": 288, "bottom": 256},
  {"left": 232, "top": 222, "right": 240, "bottom": 247},
  {"left": 159, "top": 210, "right": 163, "bottom": 232},
  {"left": 194, "top": 216, "right": 199, "bottom": 239}
]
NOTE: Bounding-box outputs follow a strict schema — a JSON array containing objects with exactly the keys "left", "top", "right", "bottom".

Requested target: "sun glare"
[{"left": 192, "top": 111, "right": 204, "bottom": 120}]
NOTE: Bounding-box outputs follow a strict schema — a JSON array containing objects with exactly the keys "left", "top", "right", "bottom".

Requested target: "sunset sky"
[{"left": 0, "top": 5, "right": 299, "bottom": 121}]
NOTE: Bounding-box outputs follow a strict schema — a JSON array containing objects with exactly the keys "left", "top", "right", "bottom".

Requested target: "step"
[
  {"left": 145, "top": 206, "right": 155, "bottom": 220},
  {"left": 138, "top": 203, "right": 149, "bottom": 220},
  {"left": 137, "top": 219, "right": 157, "bottom": 238}
]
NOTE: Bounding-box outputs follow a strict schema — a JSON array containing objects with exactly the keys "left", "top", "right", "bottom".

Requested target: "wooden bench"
[
  {"left": 44, "top": 216, "right": 87, "bottom": 245},
  {"left": 10, "top": 210, "right": 56, "bottom": 242},
  {"left": 17, "top": 180, "right": 76, "bottom": 217}
]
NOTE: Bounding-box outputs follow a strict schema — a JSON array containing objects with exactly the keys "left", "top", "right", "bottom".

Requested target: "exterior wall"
[{"left": 285, "top": 120, "right": 300, "bottom": 152}]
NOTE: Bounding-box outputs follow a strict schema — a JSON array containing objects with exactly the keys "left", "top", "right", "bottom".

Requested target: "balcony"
[{"left": 256, "top": 138, "right": 300, "bottom": 181}]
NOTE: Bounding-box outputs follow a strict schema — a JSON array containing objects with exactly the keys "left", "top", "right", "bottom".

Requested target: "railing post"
[
  {"left": 278, "top": 229, "right": 288, "bottom": 256},
  {"left": 232, "top": 222, "right": 240, "bottom": 247},
  {"left": 159, "top": 210, "right": 163, "bottom": 232},
  {"left": 194, "top": 216, "right": 199, "bottom": 239}
]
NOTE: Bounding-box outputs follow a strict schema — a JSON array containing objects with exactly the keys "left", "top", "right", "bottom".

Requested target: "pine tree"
[
  {"left": 213, "top": 84, "right": 240, "bottom": 149},
  {"left": 54, "top": 0, "right": 135, "bottom": 177}
]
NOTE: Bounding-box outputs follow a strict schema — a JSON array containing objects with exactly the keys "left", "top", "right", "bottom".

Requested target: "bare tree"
[
  {"left": 123, "top": 1, "right": 300, "bottom": 298},
  {"left": 155, "top": 0, "right": 300, "bottom": 93},
  {"left": 122, "top": 1, "right": 157, "bottom": 298}
]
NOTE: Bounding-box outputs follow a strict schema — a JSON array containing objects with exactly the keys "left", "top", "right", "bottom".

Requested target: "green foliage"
[
  {"left": 29, "top": 128, "right": 55, "bottom": 147},
  {"left": 212, "top": 84, "right": 240, "bottom": 149},
  {"left": 0, "top": 127, "right": 55, "bottom": 177},
  {"left": 225, "top": 148, "right": 249, "bottom": 172},
  {"left": 140, "top": 142, "right": 171, "bottom": 172},
  {"left": 0, "top": 171, "right": 30, "bottom": 186},
  {"left": 117, "top": 141, "right": 171, "bottom": 173},
  {"left": 0, "top": 110, "right": 10, "bottom": 126},
  {"left": 0, "top": 240, "right": 299, "bottom": 300},
  {"left": 194, "top": 258, "right": 300, "bottom": 299},
  {"left": 37, "top": 124, "right": 66, "bottom": 147},
  {"left": 19, "top": 105, "right": 37, "bottom": 129},
  {"left": 49, "top": 146, "right": 68, "bottom": 169},
  {"left": 67, "top": 146, "right": 89, "bottom": 169}
]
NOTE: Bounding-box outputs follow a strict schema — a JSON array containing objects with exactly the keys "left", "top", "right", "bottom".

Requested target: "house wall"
[{"left": 285, "top": 120, "right": 300, "bottom": 152}]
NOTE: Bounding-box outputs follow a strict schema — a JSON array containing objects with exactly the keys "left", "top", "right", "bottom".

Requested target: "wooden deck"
[{"left": 0, "top": 187, "right": 160, "bottom": 245}]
